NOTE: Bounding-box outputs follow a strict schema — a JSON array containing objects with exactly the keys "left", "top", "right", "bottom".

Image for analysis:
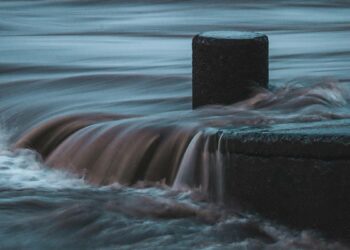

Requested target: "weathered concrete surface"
[
  {"left": 220, "top": 119, "right": 350, "bottom": 239},
  {"left": 192, "top": 31, "right": 268, "bottom": 108}
]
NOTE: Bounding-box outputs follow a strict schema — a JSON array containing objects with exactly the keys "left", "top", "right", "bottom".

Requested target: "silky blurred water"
[{"left": 0, "top": 0, "right": 350, "bottom": 249}]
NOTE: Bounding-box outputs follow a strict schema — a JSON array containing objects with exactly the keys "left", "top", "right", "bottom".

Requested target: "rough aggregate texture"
[{"left": 192, "top": 31, "right": 269, "bottom": 108}]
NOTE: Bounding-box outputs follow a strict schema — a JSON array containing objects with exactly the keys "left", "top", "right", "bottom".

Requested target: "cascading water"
[{"left": 173, "top": 130, "right": 225, "bottom": 203}]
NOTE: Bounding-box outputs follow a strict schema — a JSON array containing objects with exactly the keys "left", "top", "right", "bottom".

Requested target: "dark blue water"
[{"left": 0, "top": 0, "right": 350, "bottom": 249}]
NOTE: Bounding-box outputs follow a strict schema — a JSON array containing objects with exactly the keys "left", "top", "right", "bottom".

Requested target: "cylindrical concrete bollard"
[{"left": 192, "top": 31, "right": 269, "bottom": 109}]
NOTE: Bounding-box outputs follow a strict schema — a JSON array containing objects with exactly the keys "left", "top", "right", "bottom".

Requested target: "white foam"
[{"left": 0, "top": 149, "right": 88, "bottom": 190}]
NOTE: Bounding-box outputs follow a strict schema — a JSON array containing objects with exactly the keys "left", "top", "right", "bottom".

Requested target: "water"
[{"left": 1, "top": 0, "right": 350, "bottom": 249}]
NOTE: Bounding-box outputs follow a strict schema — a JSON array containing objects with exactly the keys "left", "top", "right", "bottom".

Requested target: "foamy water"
[{"left": 0, "top": 145, "right": 346, "bottom": 249}]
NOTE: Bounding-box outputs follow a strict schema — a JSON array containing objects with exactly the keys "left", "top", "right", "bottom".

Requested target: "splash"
[{"left": 0, "top": 149, "right": 88, "bottom": 190}]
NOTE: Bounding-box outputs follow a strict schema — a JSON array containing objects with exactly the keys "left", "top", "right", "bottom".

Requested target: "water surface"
[{"left": 1, "top": 0, "right": 350, "bottom": 249}]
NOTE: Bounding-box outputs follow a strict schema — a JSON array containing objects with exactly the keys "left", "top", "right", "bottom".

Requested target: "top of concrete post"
[
  {"left": 199, "top": 31, "right": 265, "bottom": 39},
  {"left": 194, "top": 31, "right": 268, "bottom": 46}
]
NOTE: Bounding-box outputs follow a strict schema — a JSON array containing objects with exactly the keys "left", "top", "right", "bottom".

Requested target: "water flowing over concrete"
[{"left": 14, "top": 81, "right": 350, "bottom": 201}]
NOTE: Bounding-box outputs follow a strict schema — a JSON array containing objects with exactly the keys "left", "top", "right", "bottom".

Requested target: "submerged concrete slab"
[
  {"left": 219, "top": 119, "right": 350, "bottom": 238},
  {"left": 222, "top": 119, "right": 350, "bottom": 160}
]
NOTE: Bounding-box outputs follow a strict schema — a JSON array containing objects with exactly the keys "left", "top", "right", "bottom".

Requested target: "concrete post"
[{"left": 192, "top": 31, "right": 269, "bottom": 109}]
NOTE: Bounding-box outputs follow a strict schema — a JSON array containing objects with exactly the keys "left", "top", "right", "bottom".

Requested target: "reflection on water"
[{"left": 1, "top": 0, "right": 350, "bottom": 249}]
